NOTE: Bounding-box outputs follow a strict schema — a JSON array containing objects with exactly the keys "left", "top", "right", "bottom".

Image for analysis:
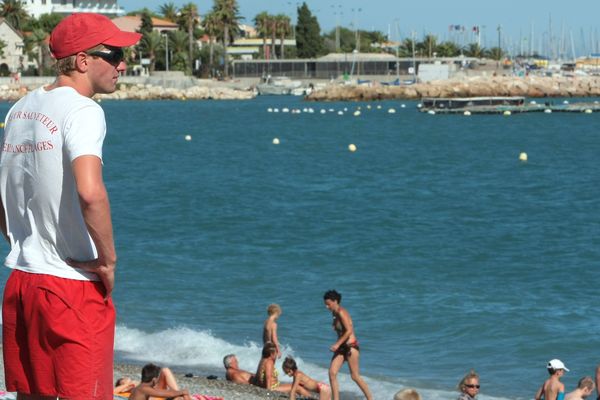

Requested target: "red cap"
[{"left": 49, "top": 13, "right": 142, "bottom": 59}]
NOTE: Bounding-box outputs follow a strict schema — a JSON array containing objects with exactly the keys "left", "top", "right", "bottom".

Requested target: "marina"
[{"left": 419, "top": 96, "right": 600, "bottom": 114}]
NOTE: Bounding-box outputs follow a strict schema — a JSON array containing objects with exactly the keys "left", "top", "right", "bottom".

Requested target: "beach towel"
[
  {"left": 191, "top": 395, "right": 223, "bottom": 400},
  {"left": 114, "top": 395, "right": 223, "bottom": 400}
]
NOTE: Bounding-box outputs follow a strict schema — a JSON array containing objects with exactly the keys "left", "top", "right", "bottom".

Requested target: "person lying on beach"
[
  {"left": 457, "top": 370, "right": 480, "bottom": 400},
  {"left": 223, "top": 354, "right": 255, "bottom": 384},
  {"left": 253, "top": 342, "right": 310, "bottom": 397},
  {"left": 128, "top": 363, "right": 192, "bottom": 400},
  {"left": 263, "top": 303, "right": 282, "bottom": 358},
  {"left": 282, "top": 356, "right": 331, "bottom": 400},
  {"left": 115, "top": 365, "right": 183, "bottom": 397},
  {"left": 565, "top": 376, "right": 595, "bottom": 400},
  {"left": 535, "top": 359, "right": 569, "bottom": 400}
]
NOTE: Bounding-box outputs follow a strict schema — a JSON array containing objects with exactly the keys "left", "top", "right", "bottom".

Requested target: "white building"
[
  {"left": 0, "top": 18, "right": 25, "bottom": 73},
  {"left": 23, "top": 0, "right": 125, "bottom": 19}
]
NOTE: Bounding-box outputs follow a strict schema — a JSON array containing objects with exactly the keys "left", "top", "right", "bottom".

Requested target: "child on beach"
[
  {"left": 253, "top": 342, "right": 311, "bottom": 397},
  {"left": 565, "top": 376, "right": 595, "bottom": 400},
  {"left": 535, "top": 359, "right": 569, "bottom": 400},
  {"left": 282, "top": 356, "right": 331, "bottom": 400},
  {"left": 263, "top": 303, "right": 282, "bottom": 358},
  {"left": 457, "top": 370, "right": 480, "bottom": 400},
  {"left": 128, "top": 363, "right": 192, "bottom": 400}
]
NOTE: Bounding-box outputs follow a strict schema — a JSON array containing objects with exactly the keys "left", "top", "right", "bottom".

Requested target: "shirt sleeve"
[{"left": 63, "top": 104, "right": 106, "bottom": 162}]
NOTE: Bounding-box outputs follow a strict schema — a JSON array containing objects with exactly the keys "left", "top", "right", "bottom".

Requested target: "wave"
[{"left": 114, "top": 325, "right": 512, "bottom": 400}]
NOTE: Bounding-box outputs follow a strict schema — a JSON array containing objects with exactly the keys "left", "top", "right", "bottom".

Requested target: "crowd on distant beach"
[{"left": 112, "top": 292, "right": 600, "bottom": 400}]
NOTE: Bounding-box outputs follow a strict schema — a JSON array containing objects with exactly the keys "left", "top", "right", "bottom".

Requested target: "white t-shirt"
[{"left": 0, "top": 86, "right": 107, "bottom": 280}]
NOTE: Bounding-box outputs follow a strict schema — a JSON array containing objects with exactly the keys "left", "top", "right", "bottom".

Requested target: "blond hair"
[
  {"left": 458, "top": 369, "right": 479, "bottom": 392},
  {"left": 393, "top": 388, "right": 421, "bottom": 400},
  {"left": 54, "top": 44, "right": 105, "bottom": 76},
  {"left": 267, "top": 304, "right": 281, "bottom": 316},
  {"left": 578, "top": 376, "right": 595, "bottom": 390}
]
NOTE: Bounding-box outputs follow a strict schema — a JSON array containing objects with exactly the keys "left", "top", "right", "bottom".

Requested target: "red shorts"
[{"left": 2, "top": 269, "right": 116, "bottom": 399}]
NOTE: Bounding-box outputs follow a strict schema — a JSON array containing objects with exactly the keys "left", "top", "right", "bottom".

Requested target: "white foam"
[{"left": 114, "top": 326, "right": 512, "bottom": 400}]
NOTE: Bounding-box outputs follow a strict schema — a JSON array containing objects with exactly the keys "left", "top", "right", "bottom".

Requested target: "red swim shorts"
[{"left": 2, "top": 269, "right": 116, "bottom": 399}]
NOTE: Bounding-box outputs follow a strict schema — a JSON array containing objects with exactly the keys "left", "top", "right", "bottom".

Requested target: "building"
[
  {"left": 24, "top": 0, "right": 125, "bottom": 19},
  {"left": 0, "top": 18, "right": 25, "bottom": 74},
  {"left": 111, "top": 16, "right": 179, "bottom": 34}
]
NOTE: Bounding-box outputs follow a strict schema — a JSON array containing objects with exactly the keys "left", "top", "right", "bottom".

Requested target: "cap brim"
[{"left": 103, "top": 31, "right": 142, "bottom": 48}]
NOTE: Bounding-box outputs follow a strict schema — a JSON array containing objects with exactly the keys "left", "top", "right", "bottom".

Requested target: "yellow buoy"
[
  {"left": 519, "top": 152, "right": 528, "bottom": 162},
  {"left": 503, "top": 110, "right": 511, "bottom": 116},
  {"left": 584, "top": 109, "right": 593, "bottom": 114},
  {"left": 464, "top": 111, "right": 471, "bottom": 116},
  {"left": 273, "top": 138, "right": 280, "bottom": 145},
  {"left": 0, "top": 122, "right": 4, "bottom": 128},
  {"left": 353, "top": 110, "right": 361, "bottom": 116},
  {"left": 348, "top": 144, "right": 357, "bottom": 152},
  {"left": 184, "top": 134, "right": 192, "bottom": 141}
]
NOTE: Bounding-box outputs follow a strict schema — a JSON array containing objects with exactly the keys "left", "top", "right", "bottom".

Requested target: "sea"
[{"left": 0, "top": 96, "right": 599, "bottom": 400}]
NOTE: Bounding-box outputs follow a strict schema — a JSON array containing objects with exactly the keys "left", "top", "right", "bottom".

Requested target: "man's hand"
[{"left": 67, "top": 257, "right": 115, "bottom": 298}]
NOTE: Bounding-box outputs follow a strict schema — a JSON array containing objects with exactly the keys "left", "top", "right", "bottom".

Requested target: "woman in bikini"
[
  {"left": 282, "top": 356, "right": 331, "bottom": 400},
  {"left": 324, "top": 290, "right": 373, "bottom": 400}
]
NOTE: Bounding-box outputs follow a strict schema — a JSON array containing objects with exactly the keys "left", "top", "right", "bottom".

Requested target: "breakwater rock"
[
  {"left": 306, "top": 76, "right": 600, "bottom": 101},
  {"left": 97, "top": 83, "right": 256, "bottom": 100},
  {"left": 0, "top": 82, "right": 256, "bottom": 101}
]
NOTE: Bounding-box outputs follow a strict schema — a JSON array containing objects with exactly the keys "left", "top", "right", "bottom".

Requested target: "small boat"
[
  {"left": 420, "top": 97, "right": 526, "bottom": 113},
  {"left": 257, "top": 76, "right": 304, "bottom": 96}
]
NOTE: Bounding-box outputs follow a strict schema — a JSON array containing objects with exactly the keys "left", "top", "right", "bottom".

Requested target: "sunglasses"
[
  {"left": 465, "top": 384, "right": 480, "bottom": 389},
  {"left": 87, "top": 48, "right": 125, "bottom": 66}
]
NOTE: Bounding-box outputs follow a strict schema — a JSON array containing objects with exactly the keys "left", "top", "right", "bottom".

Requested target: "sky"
[{"left": 121, "top": 0, "right": 600, "bottom": 55}]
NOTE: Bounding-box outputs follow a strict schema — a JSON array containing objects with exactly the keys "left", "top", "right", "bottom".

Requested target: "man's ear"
[{"left": 74, "top": 52, "right": 89, "bottom": 72}]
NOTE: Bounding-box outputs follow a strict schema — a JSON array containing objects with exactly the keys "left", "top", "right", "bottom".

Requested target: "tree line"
[{"left": 0, "top": 0, "right": 505, "bottom": 78}]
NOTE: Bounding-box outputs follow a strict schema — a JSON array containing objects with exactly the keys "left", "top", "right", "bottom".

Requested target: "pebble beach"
[{"left": 0, "top": 352, "right": 289, "bottom": 400}]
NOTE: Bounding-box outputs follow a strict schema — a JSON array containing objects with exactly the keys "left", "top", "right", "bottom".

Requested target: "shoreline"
[
  {"left": 0, "top": 356, "right": 364, "bottom": 399},
  {"left": 1, "top": 75, "right": 600, "bottom": 102}
]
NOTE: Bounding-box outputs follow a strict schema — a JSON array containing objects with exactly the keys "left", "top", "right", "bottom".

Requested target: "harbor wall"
[{"left": 306, "top": 76, "right": 600, "bottom": 101}]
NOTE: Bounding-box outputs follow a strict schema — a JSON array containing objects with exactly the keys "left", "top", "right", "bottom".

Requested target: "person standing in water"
[
  {"left": 535, "top": 359, "right": 569, "bottom": 400},
  {"left": 324, "top": 290, "right": 373, "bottom": 400}
]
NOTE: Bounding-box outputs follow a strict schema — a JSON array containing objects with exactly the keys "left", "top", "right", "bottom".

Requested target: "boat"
[
  {"left": 256, "top": 76, "right": 304, "bottom": 96},
  {"left": 419, "top": 96, "right": 600, "bottom": 114},
  {"left": 420, "top": 97, "right": 526, "bottom": 113}
]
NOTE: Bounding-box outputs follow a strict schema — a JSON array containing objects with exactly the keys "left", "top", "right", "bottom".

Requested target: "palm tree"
[
  {"left": 275, "top": 14, "right": 290, "bottom": 60},
  {"left": 202, "top": 11, "right": 219, "bottom": 75},
  {"left": 398, "top": 38, "right": 416, "bottom": 57},
  {"left": 142, "top": 31, "right": 163, "bottom": 73},
  {"left": 28, "top": 28, "right": 47, "bottom": 76},
  {"left": 169, "top": 30, "right": 189, "bottom": 72},
  {"left": 419, "top": 34, "right": 437, "bottom": 58},
  {"left": 212, "top": 0, "right": 242, "bottom": 78},
  {"left": 0, "top": 0, "right": 30, "bottom": 31},
  {"left": 253, "top": 11, "right": 270, "bottom": 59},
  {"left": 486, "top": 47, "right": 504, "bottom": 61},
  {"left": 464, "top": 43, "right": 485, "bottom": 58},
  {"left": 180, "top": 2, "right": 199, "bottom": 72},
  {"left": 159, "top": 2, "right": 178, "bottom": 22},
  {"left": 269, "top": 16, "right": 278, "bottom": 60}
]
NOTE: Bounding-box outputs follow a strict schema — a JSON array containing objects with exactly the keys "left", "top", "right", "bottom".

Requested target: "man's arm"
[
  {"left": 596, "top": 365, "right": 600, "bottom": 400},
  {"left": 0, "top": 196, "right": 8, "bottom": 243},
  {"left": 68, "top": 155, "right": 116, "bottom": 296}
]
